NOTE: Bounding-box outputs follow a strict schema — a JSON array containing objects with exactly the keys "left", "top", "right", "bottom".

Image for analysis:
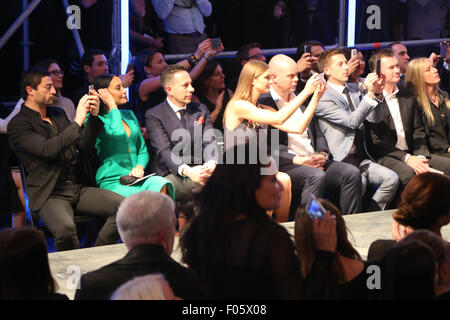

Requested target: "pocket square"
[{"left": 196, "top": 117, "right": 205, "bottom": 125}]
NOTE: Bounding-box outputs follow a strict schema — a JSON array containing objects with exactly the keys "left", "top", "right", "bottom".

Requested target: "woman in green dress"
[{"left": 90, "top": 74, "right": 175, "bottom": 199}]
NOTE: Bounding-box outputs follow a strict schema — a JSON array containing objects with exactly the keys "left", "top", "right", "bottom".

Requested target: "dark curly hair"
[{"left": 394, "top": 173, "right": 450, "bottom": 230}]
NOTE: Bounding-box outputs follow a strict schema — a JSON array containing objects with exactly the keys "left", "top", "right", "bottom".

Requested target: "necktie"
[
  {"left": 343, "top": 87, "right": 355, "bottom": 111},
  {"left": 178, "top": 109, "right": 187, "bottom": 129}
]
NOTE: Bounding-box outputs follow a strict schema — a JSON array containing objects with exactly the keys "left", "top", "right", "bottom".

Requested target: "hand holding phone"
[
  {"left": 440, "top": 42, "right": 447, "bottom": 59},
  {"left": 88, "top": 84, "right": 94, "bottom": 95},
  {"left": 351, "top": 49, "right": 357, "bottom": 58},
  {"left": 304, "top": 44, "right": 311, "bottom": 54},
  {"left": 307, "top": 196, "right": 326, "bottom": 219},
  {"left": 376, "top": 59, "right": 381, "bottom": 77},
  {"left": 211, "top": 38, "right": 221, "bottom": 49}
]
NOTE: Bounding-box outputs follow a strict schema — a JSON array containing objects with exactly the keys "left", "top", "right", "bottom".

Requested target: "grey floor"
[{"left": 49, "top": 209, "right": 450, "bottom": 300}]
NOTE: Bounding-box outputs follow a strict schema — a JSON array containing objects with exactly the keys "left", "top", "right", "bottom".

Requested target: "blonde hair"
[
  {"left": 231, "top": 59, "right": 268, "bottom": 103},
  {"left": 110, "top": 274, "right": 171, "bottom": 300},
  {"left": 405, "top": 58, "right": 450, "bottom": 126}
]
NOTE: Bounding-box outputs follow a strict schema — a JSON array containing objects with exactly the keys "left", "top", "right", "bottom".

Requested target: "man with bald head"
[{"left": 258, "top": 54, "right": 362, "bottom": 216}]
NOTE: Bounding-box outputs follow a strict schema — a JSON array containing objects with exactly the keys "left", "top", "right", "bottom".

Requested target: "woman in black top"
[
  {"left": 180, "top": 143, "right": 337, "bottom": 299},
  {"left": 295, "top": 199, "right": 371, "bottom": 300},
  {"left": 0, "top": 227, "right": 69, "bottom": 300},
  {"left": 405, "top": 58, "right": 450, "bottom": 157},
  {"left": 192, "top": 59, "right": 233, "bottom": 133}
]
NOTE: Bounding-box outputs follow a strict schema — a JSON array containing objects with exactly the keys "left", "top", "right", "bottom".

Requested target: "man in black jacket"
[
  {"left": 75, "top": 191, "right": 200, "bottom": 300},
  {"left": 258, "top": 54, "right": 362, "bottom": 217},
  {"left": 8, "top": 68, "right": 123, "bottom": 251},
  {"left": 365, "top": 50, "right": 450, "bottom": 188}
]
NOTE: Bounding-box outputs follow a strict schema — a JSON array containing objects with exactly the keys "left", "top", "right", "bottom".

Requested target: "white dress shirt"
[{"left": 269, "top": 87, "right": 315, "bottom": 157}]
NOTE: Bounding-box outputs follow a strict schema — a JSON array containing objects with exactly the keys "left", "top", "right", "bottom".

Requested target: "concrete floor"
[{"left": 49, "top": 209, "right": 450, "bottom": 300}]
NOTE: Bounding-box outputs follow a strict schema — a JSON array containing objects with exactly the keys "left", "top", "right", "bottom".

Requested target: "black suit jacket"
[
  {"left": 7, "top": 104, "right": 103, "bottom": 211},
  {"left": 74, "top": 244, "right": 201, "bottom": 300},
  {"left": 145, "top": 100, "right": 217, "bottom": 177},
  {"left": 257, "top": 93, "right": 331, "bottom": 168},
  {"left": 365, "top": 87, "right": 431, "bottom": 162}
]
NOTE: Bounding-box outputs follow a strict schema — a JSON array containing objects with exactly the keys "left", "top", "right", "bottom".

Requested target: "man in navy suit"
[
  {"left": 258, "top": 54, "right": 362, "bottom": 216},
  {"left": 145, "top": 64, "right": 217, "bottom": 201}
]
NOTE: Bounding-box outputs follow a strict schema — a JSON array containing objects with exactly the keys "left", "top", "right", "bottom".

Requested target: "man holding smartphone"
[
  {"left": 295, "top": 41, "right": 325, "bottom": 94},
  {"left": 258, "top": 54, "right": 362, "bottom": 216}
]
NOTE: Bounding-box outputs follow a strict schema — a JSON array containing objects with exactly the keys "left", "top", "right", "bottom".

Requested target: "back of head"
[
  {"left": 82, "top": 49, "right": 106, "bottom": 68},
  {"left": 232, "top": 59, "right": 268, "bottom": 102},
  {"left": 380, "top": 240, "right": 436, "bottom": 299},
  {"left": 110, "top": 273, "right": 172, "bottom": 300},
  {"left": 0, "top": 227, "right": 56, "bottom": 299},
  {"left": 20, "top": 68, "right": 50, "bottom": 100},
  {"left": 116, "top": 191, "right": 175, "bottom": 248},
  {"left": 236, "top": 42, "right": 262, "bottom": 65},
  {"left": 394, "top": 173, "right": 450, "bottom": 230},
  {"left": 402, "top": 230, "right": 449, "bottom": 263},
  {"left": 294, "top": 199, "right": 360, "bottom": 280},
  {"left": 160, "top": 64, "right": 187, "bottom": 93},
  {"left": 317, "top": 49, "right": 345, "bottom": 73}
]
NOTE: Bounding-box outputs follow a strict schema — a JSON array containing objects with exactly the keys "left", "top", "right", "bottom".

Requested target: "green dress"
[{"left": 92, "top": 109, "right": 175, "bottom": 200}]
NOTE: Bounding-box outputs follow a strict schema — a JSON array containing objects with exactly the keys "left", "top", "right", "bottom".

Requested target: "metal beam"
[{"left": 0, "top": 0, "right": 42, "bottom": 50}]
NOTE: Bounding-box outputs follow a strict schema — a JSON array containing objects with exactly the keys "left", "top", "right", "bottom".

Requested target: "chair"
[{"left": 18, "top": 161, "right": 98, "bottom": 248}]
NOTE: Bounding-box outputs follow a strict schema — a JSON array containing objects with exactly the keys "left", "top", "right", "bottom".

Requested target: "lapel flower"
[{"left": 196, "top": 117, "right": 205, "bottom": 125}]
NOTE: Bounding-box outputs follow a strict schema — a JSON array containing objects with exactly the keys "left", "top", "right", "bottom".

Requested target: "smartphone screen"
[
  {"left": 88, "top": 84, "right": 94, "bottom": 95},
  {"left": 304, "top": 44, "right": 311, "bottom": 54},
  {"left": 440, "top": 43, "right": 447, "bottom": 59},
  {"left": 211, "top": 38, "right": 221, "bottom": 49},
  {"left": 351, "top": 49, "right": 357, "bottom": 58},
  {"left": 376, "top": 60, "right": 381, "bottom": 77},
  {"left": 307, "top": 198, "right": 324, "bottom": 219}
]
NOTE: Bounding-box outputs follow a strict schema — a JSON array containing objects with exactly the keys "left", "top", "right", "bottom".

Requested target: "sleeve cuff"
[
  {"left": 403, "top": 153, "right": 411, "bottom": 163},
  {"left": 178, "top": 164, "right": 189, "bottom": 177},
  {"left": 444, "top": 61, "right": 450, "bottom": 71},
  {"left": 363, "top": 94, "right": 379, "bottom": 106}
]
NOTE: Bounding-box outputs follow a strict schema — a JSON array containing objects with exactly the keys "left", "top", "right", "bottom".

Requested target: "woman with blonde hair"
[
  {"left": 223, "top": 59, "right": 325, "bottom": 223},
  {"left": 405, "top": 58, "right": 450, "bottom": 157}
]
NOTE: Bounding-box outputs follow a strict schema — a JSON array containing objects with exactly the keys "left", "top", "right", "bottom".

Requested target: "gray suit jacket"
[{"left": 315, "top": 82, "right": 384, "bottom": 161}]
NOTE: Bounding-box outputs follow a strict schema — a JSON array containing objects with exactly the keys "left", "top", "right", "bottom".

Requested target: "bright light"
[
  {"left": 347, "top": 0, "right": 356, "bottom": 47},
  {"left": 120, "top": 0, "right": 129, "bottom": 75}
]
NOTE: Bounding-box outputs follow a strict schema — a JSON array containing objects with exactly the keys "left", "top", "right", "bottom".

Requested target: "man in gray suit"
[
  {"left": 315, "top": 49, "right": 399, "bottom": 211},
  {"left": 145, "top": 65, "right": 217, "bottom": 202}
]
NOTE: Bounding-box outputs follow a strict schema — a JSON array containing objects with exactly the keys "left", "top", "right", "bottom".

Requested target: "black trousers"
[
  {"left": 378, "top": 153, "right": 450, "bottom": 188},
  {"left": 281, "top": 160, "right": 362, "bottom": 217},
  {"left": 39, "top": 183, "right": 124, "bottom": 251}
]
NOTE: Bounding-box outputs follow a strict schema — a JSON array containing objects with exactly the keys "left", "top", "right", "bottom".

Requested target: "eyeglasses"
[
  {"left": 49, "top": 70, "right": 64, "bottom": 76},
  {"left": 244, "top": 53, "right": 265, "bottom": 60}
]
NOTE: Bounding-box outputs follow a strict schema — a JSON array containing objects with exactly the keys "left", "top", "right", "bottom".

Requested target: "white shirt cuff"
[
  {"left": 178, "top": 164, "right": 189, "bottom": 177},
  {"left": 363, "top": 94, "right": 378, "bottom": 106},
  {"left": 403, "top": 153, "right": 411, "bottom": 163}
]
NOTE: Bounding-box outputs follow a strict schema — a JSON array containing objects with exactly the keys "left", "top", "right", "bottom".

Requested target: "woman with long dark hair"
[
  {"left": 90, "top": 74, "right": 174, "bottom": 199},
  {"left": 180, "top": 144, "right": 337, "bottom": 299}
]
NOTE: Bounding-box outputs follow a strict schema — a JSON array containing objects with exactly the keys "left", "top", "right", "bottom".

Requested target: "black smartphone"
[
  {"left": 211, "top": 38, "right": 221, "bottom": 49},
  {"left": 126, "top": 62, "right": 135, "bottom": 73},
  {"left": 440, "top": 43, "right": 447, "bottom": 59},
  {"left": 376, "top": 59, "right": 381, "bottom": 77},
  {"left": 304, "top": 44, "right": 311, "bottom": 54},
  {"left": 307, "top": 196, "right": 326, "bottom": 220}
]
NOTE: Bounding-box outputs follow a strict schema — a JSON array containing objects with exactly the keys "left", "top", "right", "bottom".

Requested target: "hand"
[
  {"left": 150, "top": 37, "right": 164, "bottom": 49},
  {"left": 313, "top": 79, "right": 327, "bottom": 100},
  {"left": 303, "top": 73, "right": 321, "bottom": 96},
  {"left": 204, "top": 42, "right": 224, "bottom": 59},
  {"left": 214, "top": 90, "right": 225, "bottom": 112},
  {"left": 313, "top": 211, "right": 337, "bottom": 253},
  {"left": 406, "top": 155, "right": 430, "bottom": 174},
  {"left": 293, "top": 155, "right": 320, "bottom": 168},
  {"left": 297, "top": 53, "right": 312, "bottom": 73},
  {"left": 364, "top": 72, "right": 384, "bottom": 96},
  {"left": 95, "top": 88, "right": 117, "bottom": 110},
  {"left": 311, "top": 153, "right": 326, "bottom": 169},
  {"left": 140, "top": 126, "right": 149, "bottom": 140},
  {"left": 119, "top": 69, "right": 134, "bottom": 88},
  {"left": 87, "top": 94, "right": 100, "bottom": 116},
  {"left": 129, "top": 165, "right": 144, "bottom": 178},
  {"left": 201, "top": 160, "right": 216, "bottom": 174},
  {"left": 194, "top": 39, "right": 212, "bottom": 59},
  {"left": 74, "top": 94, "right": 91, "bottom": 126},
  {"left": 347, "top": 56, "right": 360, "bottom": 76},
  {"left": 445, "top": 41, "right": 450, "bottom": 63},
  {"left": 186, "top": 165, "right": 210, "bottom": 185}
]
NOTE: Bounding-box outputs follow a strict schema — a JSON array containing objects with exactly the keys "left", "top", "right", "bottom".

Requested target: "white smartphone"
[{"left": 351, "top": 49, "right": 357, "bottom": 58}]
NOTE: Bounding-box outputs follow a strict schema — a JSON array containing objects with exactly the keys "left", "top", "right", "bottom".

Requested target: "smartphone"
[
  {"left": 126, "top": 62, "right": 135, "bottom": 73},
  {"left": 304, "top": 44, "right": 311, "bottom": 54},
  {"left": 440, "top": 43, "right": 447, "bottom": 59},
  {"left": 351, "top": 48, "right": 357, "bottom": 58},
  {"left": 88, "top": 84, "right": 94, "bottom": 95},
  {"left": 211, "top": 38, "right": 221, "bottom": 49},
  {"left": 318, "top": 72, "right": 325, "bottom": 80},
  {"left": 307, "top": 196, "right": 326, "bottom": 220},
  {"left": 376, "top": 59, "right": 381, "bottom": 77}
]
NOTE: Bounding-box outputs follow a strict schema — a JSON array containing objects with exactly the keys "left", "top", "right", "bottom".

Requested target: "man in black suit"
[
  {"left": 75, "top": 191, "right": 200, "bottom": 300},
  {"left": 258, "top": 54, "right": 362, "bottom": 217},
  {"left": 365, "top": 50, "right": 450, "bottom": 188},
  {"left": 7, "top": 68, "right": 123, "bottom": 251},
  {"left": 145, "top": 64, "right": 217, "bottom": 202}
]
